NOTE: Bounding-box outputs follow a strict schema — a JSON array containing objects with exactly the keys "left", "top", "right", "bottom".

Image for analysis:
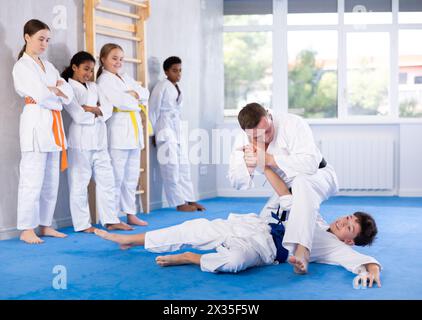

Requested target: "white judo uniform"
[
  {"left": 12, "top": 53, "right": 74, "bottom": 230},
  {"left": 148, "top": 79, "right": 195, "bottom": 207},
  {"left": 144, "top": 213, "right": 381, "bottom": 274},
  {"left": 64, "top": 78, "right": 120, "bottom": 231},
  {"left": 228, "top": 112, "right": 339, "bottom": 255},
  {"left": 96, "top": 70, "right": 149, "bottom": 215}
]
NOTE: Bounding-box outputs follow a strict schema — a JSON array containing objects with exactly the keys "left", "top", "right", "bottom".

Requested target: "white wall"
[
  {"left": 146, "top": 0, "right": 223, "bottom": 209},
  {"left": 399, "top": 124, "right": 422, "bottom": 196},
  {"left": 0, "top": 0, "right": 83, "bottom": 240}
]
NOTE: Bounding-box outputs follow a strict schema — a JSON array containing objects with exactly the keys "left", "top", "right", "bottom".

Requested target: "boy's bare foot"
[
  {"left": 127, "top": 215, "right": 148, "bottom": 226},
  {"left": 106, "top": 222, "right": 134, "bottom": 231},
  {"left": 188, "top": 202, "right": 206, "bottom": 211},
  {"left": 176, "top": 204, "right": 197, "bottom": 212},
  {"left": 20, "top": 229, "right": 44, "bottom": 244},
  {"left": 94, "top": 229, "right": 137, "bottom": 250},
  {"left": 156, "top": 252, "right": 197, "bottom": 267},
  {"left": 82, "top": 227, "right": 97, "bottom": 233},
  {"left": 39, "top": 226, "right": 68, "bottom": 238},
  {"left": 288, "top": 255, "right": 309, "bottom": 274}
]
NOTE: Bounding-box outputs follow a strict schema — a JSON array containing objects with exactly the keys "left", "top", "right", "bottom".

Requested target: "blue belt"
[{"left": 269, "top": 207, "right": 289, "bottom": 263}]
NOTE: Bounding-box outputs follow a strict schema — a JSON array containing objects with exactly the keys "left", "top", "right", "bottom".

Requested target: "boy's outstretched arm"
[{"left": 263, "top": 166, "right": 291, "bottom": 197}]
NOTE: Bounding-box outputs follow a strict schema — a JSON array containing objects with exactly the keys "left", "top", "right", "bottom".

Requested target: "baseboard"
[
  {"left": 0, "top": 216, "right": 73, "bottom": 241},
  {"left": 53, "top": 217, "right": 74, "bottom": 229},
  {"left": 398, "top": 189, "right": 422, "bottom": 197},
  {"left": 198, "top": 190, "right": 219, "bottom": 200},
  {"left": 149, "top": 190, "right": 219, "bottom": 211},
  {"left": 335, "top": 190, "right": 397, "bottom": 196},
  {"left": 0, "top": 228, "right": 20, "bottom": 241},
  {"left": 150, "top": 199, "right": 167, "bottom": 211}
]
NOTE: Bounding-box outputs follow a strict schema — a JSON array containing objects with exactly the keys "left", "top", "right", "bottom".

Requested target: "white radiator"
[{"left": 319, "top": 138, "right": 395, "bottom": 191}]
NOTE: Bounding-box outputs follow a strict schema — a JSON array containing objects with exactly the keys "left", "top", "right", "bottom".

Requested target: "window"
[
  {"left": 222, "top": 0, "right": 422, "bottom": 119},
  {"left": 346, "top": 32, "right": 390, "bottom": 116},
  {"left": 224, "top": 32, "right": 272, "bottom": 113},
  {"left": 288, "top": 31, "right": 338, "bottom": 118},
  {"left": 223, "top": 0, "right": 273, "bottom": 26},
  {"left": 223, "top": 0, "right": 273, "bottom": 116},
  {"left": 344, "top": 0, "right": 392, "bottom": 25},
  {"left": 399, "top": 0, "right": 422, "bottom": 24},
  {"left": 288, "top": 0, "right": 338, "bottom": 25},
  {"left": 224, "top": 15, "right": 273, "bottom": 26},
  {"left": 399, "top": 73, "right": 408, "bottom": 85}
]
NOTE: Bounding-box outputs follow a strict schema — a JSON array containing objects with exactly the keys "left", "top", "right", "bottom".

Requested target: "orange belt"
[{"left": 25, "top": 97, "right": 68, "bottom": 171}]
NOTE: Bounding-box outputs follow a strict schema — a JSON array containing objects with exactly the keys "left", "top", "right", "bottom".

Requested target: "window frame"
[{"left": 223, "top": 0, "right": 422, "bottom": 121}]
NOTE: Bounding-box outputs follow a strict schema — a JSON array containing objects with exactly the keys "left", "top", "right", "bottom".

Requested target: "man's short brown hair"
[{"left": 238, "top": 103, "right": 268, "bottom": 130}]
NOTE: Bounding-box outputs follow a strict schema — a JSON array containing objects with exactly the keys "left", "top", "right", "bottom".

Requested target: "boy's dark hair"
[
  {"left": 238, "top": 103, "right": 268, "bottom": 130},
  {"left": 163, "top": 56, "right": 182, "bottom": 71},
  {"left": 353, "top": 212, "right": 378, "bottom": 246}
]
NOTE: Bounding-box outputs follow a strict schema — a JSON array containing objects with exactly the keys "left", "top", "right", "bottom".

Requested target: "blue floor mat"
[{"left": 0, "top": 196, "right": 421, "bottom": 300}]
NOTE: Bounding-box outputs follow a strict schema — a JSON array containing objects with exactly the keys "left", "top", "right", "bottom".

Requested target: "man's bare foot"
[
  {"left": 127, "top": 214, "right": 148, "bottom": 226},
  {"left": 106, "top": 222, "right": 134, "bottom": 231},
  {"left": 39, "top": 226, "right": 68, "bottom": 238},
  {"left": 20, "top": 229, "right": 44, "bottom": 244},
  {"left": 94, "top": 229, "right": 138, "bottom": 250},
  {"left": 288, "top": 255, "right": 309, "bottom": 274},
  {"left": 188, "top": 202, "right": 206, "bottom": 211},
  {"left": 156, "top": 252, "right": 198, "bottom": 267},
  {"left": 176, "top": 204, "right": 197, "bottom": 212}
]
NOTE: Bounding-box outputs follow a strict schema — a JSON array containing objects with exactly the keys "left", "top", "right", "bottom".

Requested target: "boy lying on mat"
[{"left": 95, "top": 166, "right": 381, "bottom": 288}]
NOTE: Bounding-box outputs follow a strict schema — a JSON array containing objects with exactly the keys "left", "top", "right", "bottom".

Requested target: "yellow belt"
[
  {"left": 113, "top": 105, "right": 153, "bottom": 142},
  {"left": 113, "top": 107, "right": 140, "bottom": 143}
]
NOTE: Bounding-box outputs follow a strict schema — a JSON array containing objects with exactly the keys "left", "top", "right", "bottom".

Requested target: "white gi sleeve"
[
  {"left": 97, "top": 86, "right": 113, "bottom": 122},
  {"left": 12, "top": 62, "right": 60, "bottom": 109},
  {"left": 97, "top": 74, "right": 139, "bottom": 111},
  {"left": 315, "top": 244, "right": 382, "bottom": 275},
  {"left": 228, "top": 132, "right": 254, "bottom": 190},
  {"left": 54, "top": 68, "right": 74, "bottom": 105},
  {"left": 125, "top": 74, "right": 150, "bottom": 106},
  {"left": 272, "top": 116, "right": 321, "bottom": 179},
  {"left": 63, "top": 96, "right": 95, "bottom": 125}
]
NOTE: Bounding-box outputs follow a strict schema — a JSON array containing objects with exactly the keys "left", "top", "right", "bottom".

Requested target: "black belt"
[{"left": 319, "top": 158, "right": 327, "bottom": 169}]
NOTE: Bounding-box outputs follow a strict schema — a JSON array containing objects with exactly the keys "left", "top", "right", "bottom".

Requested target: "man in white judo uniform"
[
  {"left": 94, "top": 164, "right": 381, "bottom": 288},
  {"left": 228, "top": 102, "right": 339, "bottom": 274}
]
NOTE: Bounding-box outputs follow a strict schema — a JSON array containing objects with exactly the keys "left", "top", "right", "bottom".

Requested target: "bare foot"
[
  {"left": 39, "top": 227, "right": 68, "bottom": 238},
  {"left": 188, "top": 202, "right": 206, "bottom": 211},
  {"left": 20, "top": 229, "right": 44, "bottom": 244},
  {"left": 82, "top": 227, "right": 97, "bottom": 233},
  {"left": 288, "top": 255, "right": 309, "bottom": 275},
  {"left": 177, "top": 204, "right": 197, "bottom": 212},
  {"left": 106, "top": 222, "right": 134, "bottom": 231},
  {"left": 94, "top": 229, "right": 136, "bottom": 250},
  {"left": 127, "top": 215, "right": 148, "bottom": 226},
  {"left": 156, "top": 252, "right": 195, "bottom": 267}
]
